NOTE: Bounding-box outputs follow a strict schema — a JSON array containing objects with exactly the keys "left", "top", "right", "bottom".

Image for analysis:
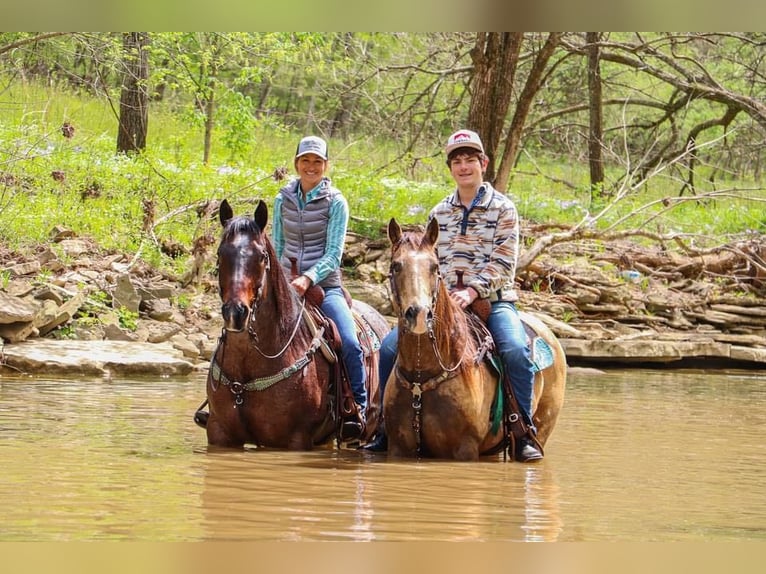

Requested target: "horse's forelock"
[
  {"left": 221, "top": 215, "right": 263, "bottom": 243},
  {"left": 392, "top": 230, "right": 430, "bottom": 257}
]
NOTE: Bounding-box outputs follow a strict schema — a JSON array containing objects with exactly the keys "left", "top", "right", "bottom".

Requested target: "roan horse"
[
  {"left": 202, "top": 198, "right": 389, "bottom": 449},
  {"left": 384, "top": 218, "right": 567, "bottom": 461}
]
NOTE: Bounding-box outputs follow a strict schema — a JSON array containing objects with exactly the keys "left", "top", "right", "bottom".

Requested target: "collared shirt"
[
  {"left": 272, "top": 178, "right": 349, "bottom": 286},
  {"left": 428, "top": 182, "right": 520, "bottom": 302}
]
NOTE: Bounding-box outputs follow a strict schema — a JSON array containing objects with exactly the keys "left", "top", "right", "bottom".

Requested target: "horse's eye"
[
  {"left": 430, "top": 262, "right": 439, "bottom": 274},
  {"left": 391, "top": 261, "right": 402, "bottom": 274}
]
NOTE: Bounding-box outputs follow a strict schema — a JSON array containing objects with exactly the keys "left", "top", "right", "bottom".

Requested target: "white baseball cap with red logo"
[{"left": 445, "top": 129, "right": 485, "bottom": 155}]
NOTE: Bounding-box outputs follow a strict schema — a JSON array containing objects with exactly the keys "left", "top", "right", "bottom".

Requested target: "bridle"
[
  {"left": 388, "top": 245, "right": 472, "bottom": 455},
  {"left": 388, "top": 248, "right": 466, "bottom": 374},
  {"left": 212, "top": 247, "right": 326, "bottom": 407}
]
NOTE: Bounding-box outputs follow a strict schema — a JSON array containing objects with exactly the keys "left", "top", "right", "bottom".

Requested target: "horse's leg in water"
[
  {"left": 452, "top": 438, "right": 481, "bottom": 462},
  {"left": 205, "top": 415, "right": 246, "bottom": 448},
  {"left": 287, "top": 431, "right": 314, "bottom": 451}
]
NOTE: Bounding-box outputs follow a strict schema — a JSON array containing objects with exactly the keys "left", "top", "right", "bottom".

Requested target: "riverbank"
[{"left": 1, "top": 225, "right": 765, "bottom": 376}]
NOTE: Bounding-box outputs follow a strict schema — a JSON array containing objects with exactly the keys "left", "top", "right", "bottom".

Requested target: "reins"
[{"left": 248, "top": 296, "right": 307, "bottom": 359}]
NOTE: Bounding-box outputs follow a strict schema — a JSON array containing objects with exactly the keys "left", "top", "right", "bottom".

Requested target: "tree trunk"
[
  {"left": 203, "top": 84, "right": 215, "bottom": 165},
  {"left": 466, "top": 32, "right": 523, "bottom": 183},
  {"left": 116, "top": 32, "right": 149, "bottom": 154},
  {"left": 256, "top": 77, "right": 272, "bottom": 118},
  {"left": 586, "top": 32, "right": 605, "bottom": 197},
  {"left": 495, "top": 33, "right": 562, "bottom": 192}
]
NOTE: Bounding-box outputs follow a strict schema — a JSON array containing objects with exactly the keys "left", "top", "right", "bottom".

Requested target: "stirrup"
[
  {"left": 193, "top": 399, "right": 209, "bottom": 429},
  {"left": 359, "top": 432, "right": 387, "bottom": 452},
  {"left": 194, "top": 410, "right": 209, "bottom": 429},
  {"left": 340, "top": 417, "right": 364, "bottom": 441}
]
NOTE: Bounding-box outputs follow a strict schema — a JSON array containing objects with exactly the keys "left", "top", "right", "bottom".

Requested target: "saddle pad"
[
  {"left": 354, "top": 313, "right": 382, "bottom": 354},
  {"left": 531, "top": 336, "right": 554, "bottom": 373}
]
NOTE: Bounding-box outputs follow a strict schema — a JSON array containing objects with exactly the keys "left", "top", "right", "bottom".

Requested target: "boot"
[
  {"left": 514, "top": 436, "right": 543, "bottom": 462},
  {"left": 359, "top": 431, "right": 388, "bottom": 452}
]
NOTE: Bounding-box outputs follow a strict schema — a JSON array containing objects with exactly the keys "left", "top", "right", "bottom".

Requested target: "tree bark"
[
  {"left": 203, "top": 85, "right": 215, "bottom": 165},
  {"left": 495, "top": 33, "right": 562, "bottom": 192},
  {"left": 466, "top": 32, "right": 523, "bottom": 183},
  {"left": 586, "top": 32, "right": 605, "bottom": 197},
  {"left": 116, "top": 32, "right": 149, "bottom": 154}
]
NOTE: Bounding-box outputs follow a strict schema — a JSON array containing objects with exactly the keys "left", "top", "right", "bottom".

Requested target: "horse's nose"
[
  {"left": 404, "top": 304, "right": 420, "bottom": 322},
  {"left": 221, "top": 301, "right": 249, "bottom": 331},
  {"left": 404, "top": 304, "right": 431, "bottom": 334}
]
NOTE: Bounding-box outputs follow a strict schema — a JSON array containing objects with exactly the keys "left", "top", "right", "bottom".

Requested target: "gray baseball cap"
[{"left": 295, "top": 136, "right": 328, "bottom": 160}]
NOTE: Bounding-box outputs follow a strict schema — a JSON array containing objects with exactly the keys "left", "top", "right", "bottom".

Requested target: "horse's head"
[
  {"left": 387, "top": 217, "right": 441, "bottom": 335},
  {"left": 217, "top": 199, "right": 271, "bottom": 332}
]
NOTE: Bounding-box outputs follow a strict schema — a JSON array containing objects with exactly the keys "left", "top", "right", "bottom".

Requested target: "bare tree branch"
[{"left": 0, "top": 32, "right": 71, "bottom": 56}]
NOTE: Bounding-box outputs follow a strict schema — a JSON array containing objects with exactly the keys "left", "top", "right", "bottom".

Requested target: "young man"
[
  {"left": 363, "top": 129, "right": 542, "bottom": 461},
  {"left": 272, "top": 135, "right": 366, "bottom": 440}
]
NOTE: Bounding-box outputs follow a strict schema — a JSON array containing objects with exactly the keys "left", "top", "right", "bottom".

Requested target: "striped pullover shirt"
[{"left": 428, "top": 182, "right": 520, "bottom": 303}]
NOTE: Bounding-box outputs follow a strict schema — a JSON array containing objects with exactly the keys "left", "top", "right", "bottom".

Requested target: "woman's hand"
[{"left": 291, "top": 275, "right": 313, "bottom": 297}]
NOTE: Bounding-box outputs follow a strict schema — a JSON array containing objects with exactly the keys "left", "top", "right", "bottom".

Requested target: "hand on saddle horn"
[
  {"left": 468, "top": 298, "right": 491, "bottom": 323},
  {"left": 453, "top": 270, "right": 490, "bottom": 322},
  {"left": 290, "top": 275, "right": 325, "bottom": 306},
  {"left": 288, "top": 257, "right": 325, "bottom": 306}
]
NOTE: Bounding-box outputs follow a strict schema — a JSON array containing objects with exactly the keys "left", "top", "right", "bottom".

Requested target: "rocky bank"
[{"left": 1, "top": 225, "right": 765, "bottom": 377}]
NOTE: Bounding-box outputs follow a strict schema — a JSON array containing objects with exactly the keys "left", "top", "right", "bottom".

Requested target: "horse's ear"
[
  {"left": 422, "top": 217, "right": 439, "bottom": 249},
  {"left": 219, "top": 199, "right": 233, "bottom": 226},
  {"left": 254, "top": 199, "right": 268, "bottom": 232},
  {"left": 388, "top": 218, "right": 402, "bottom": 245}
]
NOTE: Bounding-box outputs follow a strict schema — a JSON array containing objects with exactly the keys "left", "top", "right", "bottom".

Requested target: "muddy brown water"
[{"left": 1, "top": 368, "right": 764, "bottom": 541}]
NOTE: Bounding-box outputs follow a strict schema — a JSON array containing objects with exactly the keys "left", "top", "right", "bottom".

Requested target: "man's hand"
[{"left": 449, "top": 286, "right": 478, "bottom": 310}]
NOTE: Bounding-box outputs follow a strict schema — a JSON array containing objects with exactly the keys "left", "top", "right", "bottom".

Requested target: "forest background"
[{"left": 1, "top": 32, "right": 764, "bottom": 302}]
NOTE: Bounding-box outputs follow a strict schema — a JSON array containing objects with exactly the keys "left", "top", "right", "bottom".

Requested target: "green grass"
[{"left": 2, "top": 78, "right": 764, "bottom": 278}]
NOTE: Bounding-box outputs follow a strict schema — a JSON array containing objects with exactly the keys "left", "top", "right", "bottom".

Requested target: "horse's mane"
[
  {"left": 262, "top": 231, "right": 302, "bottom": 337},
  {"left": 432, "top": 272, "right": 477, "bottom": 377},
  {"left": 221, "top": 216, "right": 300, "bottom": 337}
]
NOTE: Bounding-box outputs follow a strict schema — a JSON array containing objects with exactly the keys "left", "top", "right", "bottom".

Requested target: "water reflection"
[
  {"left": 198, "top": 448, "right": 563, "bottom": 541},
  {"left": 1, "top": 369, "right": 764, "bottom": 541}
]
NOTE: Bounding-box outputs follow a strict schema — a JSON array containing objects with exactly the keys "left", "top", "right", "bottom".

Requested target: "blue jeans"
[
  {"left": 378, "top": 327, "right": 398, "bottom": 404},
  {"left": 322, "top": 287, "right": 367, "bottom": 410},
  {"left": 487, "top": 302, "right": 537, "bottom": 432},
  {"left": 377, "top": 301, "right": 536, "bottom": 432}
]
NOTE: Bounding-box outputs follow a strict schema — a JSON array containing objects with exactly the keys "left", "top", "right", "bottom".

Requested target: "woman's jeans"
[
  {"left": 322, "top": 287, "right": 367, "bottom": 410},
  {"left": 377, "top": 301, "right": 536, "bottom": 432}
]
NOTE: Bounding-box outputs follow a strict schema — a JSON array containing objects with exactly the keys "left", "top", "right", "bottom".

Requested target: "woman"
[{"left": 271, "top": 136, "right": 367, "bottom": 440}]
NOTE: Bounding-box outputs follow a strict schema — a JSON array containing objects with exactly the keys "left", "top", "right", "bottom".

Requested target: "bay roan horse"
[
  {"left": 204, "top": 198, "right": 389, "bottom": 450},
  {"left": 385, "top": 218, "right": 566, "bottom": 460}
]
